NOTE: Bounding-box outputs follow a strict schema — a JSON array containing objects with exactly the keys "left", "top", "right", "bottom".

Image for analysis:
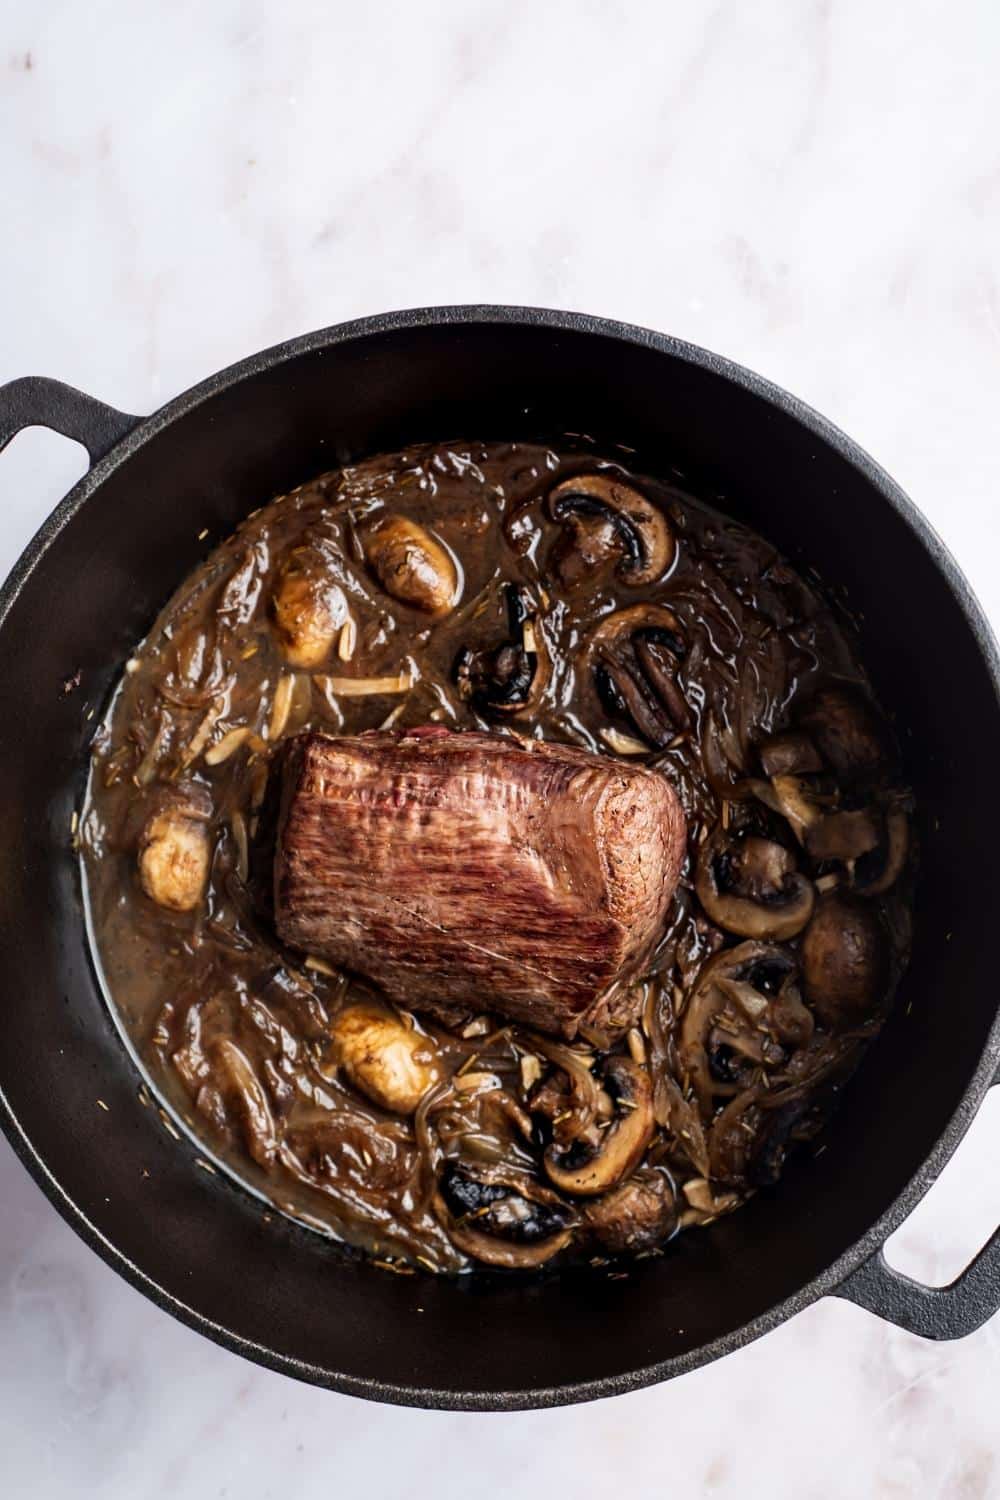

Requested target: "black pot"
[{"left": 2, "top": 307, "right": 999, "bottom": 1411}]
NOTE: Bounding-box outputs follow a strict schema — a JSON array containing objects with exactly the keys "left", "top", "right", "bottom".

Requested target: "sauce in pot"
[{"left": 80, "top": 441, "right": 914, "bottom": 1272}]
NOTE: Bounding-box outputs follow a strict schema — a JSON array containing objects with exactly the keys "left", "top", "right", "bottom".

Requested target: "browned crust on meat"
[{"left": 274, "top": 728, "right": 685, "bottom": 1039}]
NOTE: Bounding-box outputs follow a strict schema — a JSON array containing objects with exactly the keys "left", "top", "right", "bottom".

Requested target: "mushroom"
[
  {"left": 758, "top": 731, "right": 823, "bottom": 778},
  {"left": 748, "top": 1098, "right": 811, "bottom": 1187},
  {"left": 803, "top": 805, "right": 882, "bottom": 863},
  {"left": 800, "top": 893, "right": 888, "bottom": 1028},
  {"left": 588, "top": 604, "right": 690, "bottom": 749},
  {"left": 546, "top": 473, "right": 675, "bottom": 589},
  {"left": 363, "top": 515, "right": 459, "bottom": 616},
  {"left": 455, "top": 584, "right": 548, "bottom": 717},
  {"left": 680, "top": 1176, "right": 741, "bottom": 1225},
  {"left": 755, "top": 774, "right": 881, "bottom": 863},
  {"left": 271, "top": 544, "right": 350, "bottom": 667},
  {"left": 138, "top": 807, "right": 211, "bottom": 912},
  {"left": 695, "top": 826, "right": 815, "bottom": 940},
  {"left": 854, "top": 808, "right": 910, "bottom": 896},
  {"left": 542, "top": 1056, "right": 654, "bottom": 1197},
  {"left": 796, "top": 684, "right": 890, "bottom": 778},
  {"left": 679, "top": 942, "right": 814, "bottom": 1114},
  {"left": 434, "top": 1163, "right": 573, "bottom": 1268},
  {"left": 326, "top": 1003, "right": 442, "bottom": 1115},
  {"left": 582, "top": 1168, "right": 677, "bottom": 1253}
]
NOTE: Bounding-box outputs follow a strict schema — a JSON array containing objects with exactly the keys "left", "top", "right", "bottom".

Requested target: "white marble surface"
[{"left": 4, "top": 1, "right": 1000, "bottom": 1494}]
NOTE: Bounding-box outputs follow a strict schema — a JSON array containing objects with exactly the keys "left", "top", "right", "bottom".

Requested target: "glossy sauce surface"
[{"left": 81, "top": 441, "right": 913, "bottom": 1272}]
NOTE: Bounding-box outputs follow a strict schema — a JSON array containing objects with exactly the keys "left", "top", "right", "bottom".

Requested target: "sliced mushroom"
[
  {"left": 546, "top": 473, "right": 675, "bottom": 588},
  {"left": 752, "top": 773, "right": 826, "bottom": 843},
  {"left": 588, "top": 604, "right": 689, "bottom": 749},
  {"left": 679, "top": 942, "right": 813, "bottom": 1114},
  {"left": 455, "top": 584, "right": 548, "bottom": 717},
  {"left": 797, "top": 684, "right": 890, "bottom": 777},
  {"left": 138, "top": 807, "right": 211, "bottom": 912},
  {"left": 804, "top": 805, "right": 882, "bottom": 863},
  {"left": 363, "top": 515, "right": 459, "bottom": 616},
  {"left": 706, "top": 1083, "right": 809, "bottom": 1189},
  {"left": 854, "top": 808, "right": 910, "bottom": 895},
  {"left": 758, "top": 731, "right": 823, "bottom": 778},
  {"left": 326, "top": 1003, "right": 442, "bottom": 1115},
  {"left": 748, "top": 1098, "right": 811, "bottom": 1187},
  {"left": 434, "top": 1163, "right": 573, "bottom": 1268},
  {"left": 582, "top": 1168, "right": 677, "bottom": 1253},
  {"left": 800, "top": 893, "right": 888, "bottom": 1028},
  {"left": 755, "top": 774, "right": 881, "bottom": 863},
  {"left": 695, "top": 826, "right": 815, "bottom": 940},
  {"left": 271, "top": 544, "right": 349, "bottom": 667},
  {"left": 543, "top": 1056, "right": 654, "bottom": 1197}
]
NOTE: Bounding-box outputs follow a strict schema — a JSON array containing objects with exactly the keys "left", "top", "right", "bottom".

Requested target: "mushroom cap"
[
  {"left": 363, "top": 515, "right": 459, "bottom": 617},
  {"left": 695, "top": 826, "right": 816, "bottom": 940},
  {"left": 454, "top": 584, "right": 549, "bottom": 717},
  {"left": 434, "top": 1164, "right": 573, "bottom": 1268},
  {"left": 547, "top": 473, "right": 675, "bottom": 587},
  {"left": 582, "top": 1168, "right": 677, "bottom": 1253},
  {"left": 800, "top": 893, "right": 888, "bottom": 1028},
  {"left": 679, "top": 941, "right": 812, "bottom": 1113},
  {"left": 543, "top": 1056, "right": 654, "bottom": 1197},
  {"left": 588, "top": 604, "right": 689, "bottom": 748},
  {"left": 797, "top": 684, "right": 890, "bottom": 777}
]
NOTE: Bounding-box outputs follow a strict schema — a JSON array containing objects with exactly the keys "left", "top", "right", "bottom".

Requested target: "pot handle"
[
  {"left": 0, "top": 376, "right": 141, "bottom": 466},
  {"left": 835, "top": 1068, "right": 1000, "bottom": 1338}
]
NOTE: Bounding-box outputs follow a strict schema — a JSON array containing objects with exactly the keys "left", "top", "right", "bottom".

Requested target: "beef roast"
[{"left": 274, "top": 727, "right": 686, "bottom": 1039}]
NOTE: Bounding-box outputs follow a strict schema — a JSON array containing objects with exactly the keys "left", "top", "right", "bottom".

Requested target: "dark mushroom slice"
[
  {"left": 433, "top": 1163, "right": 573, "bottom": 1268},
  {"left": 543, "top": 1056, "right": 654, "bottom": 1197},
  {"left": 546, "top": 473, "right": 675, "bottom": 588},
  {"left": 695, "top": 825, "right": 815, "bottom": 940},
  {"left": 588, "top": 604, "right": 690, "bottom": 749},
  {"left": 454, "top": 584, "right": 548, "bottom": 717},
  {"left": 753, "top": 774, "right": 881, "bottom": 864},
  {"left": 362, "top": 515, "right": 459, "bottom": 617},
  {"left": 796, "top": 684, "right": 891, "bottom": 778},
  {"left": 803, "top": 805, "right": 882, "bottom": 863},
  {"left": 854, "top": 808, "right": 911, "bottom": 896},
  {"left": 747, "top": 1098, "right": 812, "bottom": 1187},
  {"left": 758, "top": 730, "right": 823, "bottom": 778},
  {"left": 679, "top": 942, "right": 814, "bottom": 1115},
  {"left": 706, "top": 1086, "right": 816, "bottom": 1189},
  {"left": 582, "top": 1168, "right": 677, "bottom": 1253},
  {"left": 800, "top": 892, "right": 888, "bottom": 1029}
]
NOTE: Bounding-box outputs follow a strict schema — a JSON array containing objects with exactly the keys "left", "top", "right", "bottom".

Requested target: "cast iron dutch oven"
[{"left": 2, "top": 307, "right": 1000, "bottom": 1410}]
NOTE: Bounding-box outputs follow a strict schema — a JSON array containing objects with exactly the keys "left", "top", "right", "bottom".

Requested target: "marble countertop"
[{"left": 4, "top": 2, "right": 1000, "bottom": 1495}]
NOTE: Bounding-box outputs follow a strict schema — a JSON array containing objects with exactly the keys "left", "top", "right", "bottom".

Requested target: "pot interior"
[{"left": 1, "top": 315, "right": 997, "bottom": 1405}]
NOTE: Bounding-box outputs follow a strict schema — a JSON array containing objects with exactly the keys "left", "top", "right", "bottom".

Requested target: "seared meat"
[{"left": 274, "top": 727, "right": 686, "bottom": 1038}]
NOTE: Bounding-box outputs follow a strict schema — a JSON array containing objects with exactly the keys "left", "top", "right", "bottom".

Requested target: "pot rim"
[{"left": 3, "top": 303, "right": 1000, "bottom": 1409}]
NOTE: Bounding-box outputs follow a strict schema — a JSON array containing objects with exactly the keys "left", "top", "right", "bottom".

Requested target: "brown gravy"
[{"left": 80, "top": 441, "right": 913, "bottom": 1272}]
